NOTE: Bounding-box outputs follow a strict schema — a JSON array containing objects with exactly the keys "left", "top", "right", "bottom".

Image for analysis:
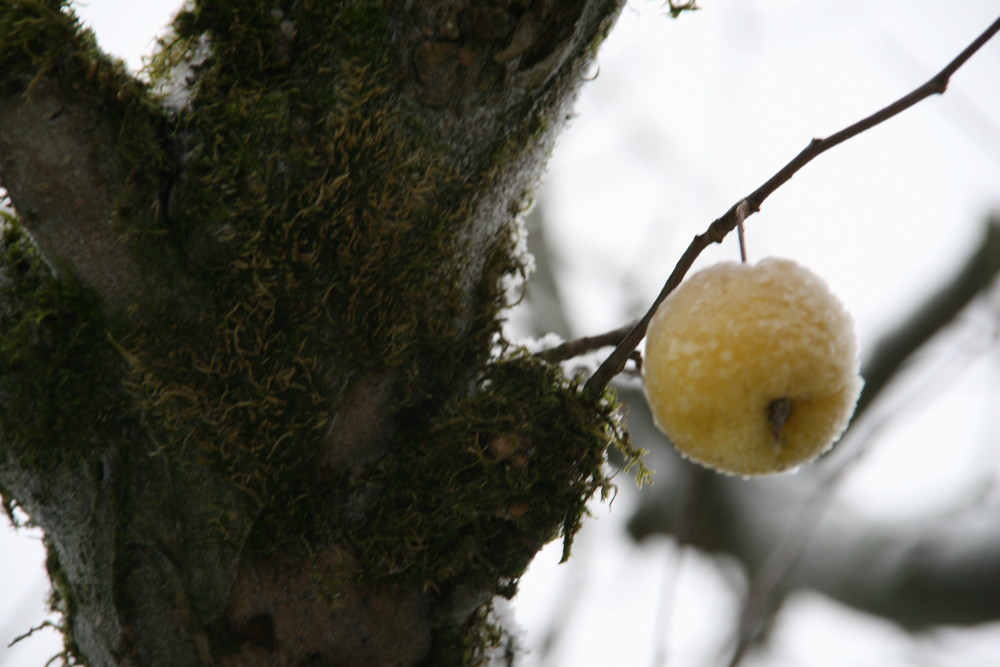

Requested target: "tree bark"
[{"left": 0, "top": 1, "right": 632, "bottom": 665}]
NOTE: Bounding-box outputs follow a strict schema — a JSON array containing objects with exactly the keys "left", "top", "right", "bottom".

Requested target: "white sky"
[{"left": 2, "top": 2, "right": 1000, "bottom": 665}]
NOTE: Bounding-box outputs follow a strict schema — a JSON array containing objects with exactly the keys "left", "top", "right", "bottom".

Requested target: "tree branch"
[
  {"left": 0, "top": 4, "right": 157, "bottom": 310},
  {"left": 579, "top": 14, "right": 1000, "bottom": 403},
  {"left": 535, "top": 321, "right": 633, "bottom": 363},
  {"left": 856, "top": 215, "right": 1000, "bottom": 418},
  {"left": 732, "top": 479, "right": 1000, "bottom": 631},
  {"left": 0, "top": 79, "right": 134, "bottom": 309},
  {"left": 629, "top": 433, "right": 1000, "bottom": 634}
]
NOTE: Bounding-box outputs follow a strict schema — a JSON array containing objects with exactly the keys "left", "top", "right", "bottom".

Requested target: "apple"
[{"left": 643, "top": 257, "right": 862, "bottom": 476}]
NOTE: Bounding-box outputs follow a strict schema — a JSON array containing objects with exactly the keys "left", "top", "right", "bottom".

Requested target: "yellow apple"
[{"left": 643, "top": 258, "right": 862, "bottom": 476}]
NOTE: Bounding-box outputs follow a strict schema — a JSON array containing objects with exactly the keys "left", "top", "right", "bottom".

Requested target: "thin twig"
[
  {"left": 579, "top": 15, "right": 1000, "bottom": 405},
  {"left": 535, "top": 321, "right": 637, "bottom": 363},
  {"left": 7, "top": 619, "right": 61, "bottom": 648}
]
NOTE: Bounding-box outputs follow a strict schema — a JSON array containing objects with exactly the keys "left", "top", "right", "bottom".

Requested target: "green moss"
[
  {"left": 117, "top": 2, "right": 652, "bottom": 588},
  {"left": 0, "top": 0, "right": 152, "bottom": 107},
  {"left": 43, "top": 540, "right": 82, "bottom": 667},
  {"left": 4, "top": 1, "right": 643, "bottom": 663},
  {"left": 122, "top": 0, "right": 526, "bottom": 557},
  {"left": 346, "top": 351, "right": 635, "bottom": 590},
  {"left": 4, "top": 0, "right": 646, "bottom": 589},
  {"left": 0, "top": 0, "right": 91, "bottom": 80},
  {"left": 460, "top": 602, "right": 505, "bottom": 667},
  {"left": 0, "top": 217, "right": 131, "bottom": 470},
  {"left": 331, "top": 1, "right": 390, "bottom": 63}
]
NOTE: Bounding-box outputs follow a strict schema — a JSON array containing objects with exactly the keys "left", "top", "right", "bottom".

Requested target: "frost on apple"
[{"left": 642, "top": 257, "right": 863, "bottom": 476}]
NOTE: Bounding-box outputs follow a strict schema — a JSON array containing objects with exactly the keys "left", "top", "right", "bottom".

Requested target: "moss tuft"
[
  {"left": 460, "top": 601, "right": 506, "bottom": 667},
  {"left": 0, "top": 0, "right": 94, "bottom": 82},
  {"left": 347, "top": 351, "right": 636, "bottom": 591}
]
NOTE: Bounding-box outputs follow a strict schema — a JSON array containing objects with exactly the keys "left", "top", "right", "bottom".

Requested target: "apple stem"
[{"left": 736, "top": 200, "right": 750, "bottom": 263}]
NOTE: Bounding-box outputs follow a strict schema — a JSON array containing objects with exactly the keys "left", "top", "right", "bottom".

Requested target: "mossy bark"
[{"left": 0, "top": 1, "right": 634, "bottom": 666}]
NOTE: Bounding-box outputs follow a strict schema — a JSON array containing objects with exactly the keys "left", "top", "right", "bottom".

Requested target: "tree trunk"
[{"left": 0, "top": 1, "right": 636, "bottom": 664}]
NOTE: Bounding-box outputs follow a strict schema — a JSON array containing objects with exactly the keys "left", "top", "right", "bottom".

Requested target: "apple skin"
[{"left": 643, "top": 258, "right": 862, "bottom": 476}]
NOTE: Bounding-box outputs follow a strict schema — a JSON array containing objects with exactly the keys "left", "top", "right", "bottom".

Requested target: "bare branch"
[
  {"left": 629, "top": 449, "right": 1000, "bottom": 633},
  {"left": 534, "top": 321, "right": 634, "bottom": 363},
  {"left": 580, "top": 14, "right": 1000, "bottom": 403},
  {"left": 0, "top": 5, "right": 156, "bottom": 310}
]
